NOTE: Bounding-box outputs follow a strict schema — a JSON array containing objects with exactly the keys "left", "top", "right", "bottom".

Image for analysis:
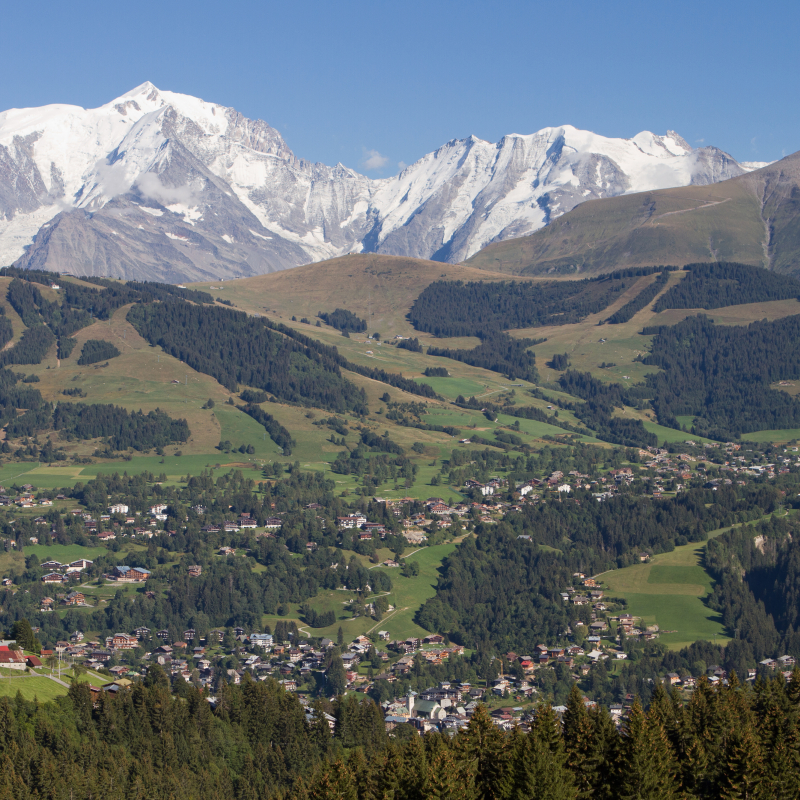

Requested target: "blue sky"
[{"left": 4, "top": 0, "right": 798, "bottom": 175}]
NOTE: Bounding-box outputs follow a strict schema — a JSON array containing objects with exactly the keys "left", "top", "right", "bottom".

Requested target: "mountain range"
[{"left": 0, "top": 82, "right": 767, "bottom": 282}]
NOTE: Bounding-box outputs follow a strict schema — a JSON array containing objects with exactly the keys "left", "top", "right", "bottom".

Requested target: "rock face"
[{"left": 0, "top": 83, "right": 765, "bottom": 281}]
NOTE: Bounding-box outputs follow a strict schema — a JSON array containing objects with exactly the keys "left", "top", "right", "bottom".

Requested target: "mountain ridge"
[
  {"left": 0, "top": 82, "right": 768, "bottom": 282},
  {"left": 464, "top": 151, "right": 800, "bottom": 276}
]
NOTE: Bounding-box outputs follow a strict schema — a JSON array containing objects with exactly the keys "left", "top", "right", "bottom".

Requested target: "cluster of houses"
[
  {"left": 39, "top": 558, "right": 94, "bottom": 585},
  {"left": 0, "top": 484, "right": 57, "bottom": 509}
]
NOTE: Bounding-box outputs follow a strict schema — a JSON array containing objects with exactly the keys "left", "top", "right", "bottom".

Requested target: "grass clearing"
[
  {"left": 602, "top": 531, "right": 729, "bottom": 649},
  {"left": 26, "top": 544, "right": 107, "bottom": 563},
  {"left": 741, "top": 428, "right": 800, "bottom": 443},
  {"left": 416, "top": 376, "right": 488, "bottom": 400},
  {"left": 0, "top": 675, "right": 68, "bottom": 702},
  {"left": 191, "top": 254, "right": 522, "bottom": 337},
  {"left": 600, "top": 515, "right": 791, "bottom": 649}
]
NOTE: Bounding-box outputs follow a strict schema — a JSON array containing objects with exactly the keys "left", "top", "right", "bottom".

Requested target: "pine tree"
[
  {"left": 396, "top": 732, "right": 429, "bottom": 800},
  {"left": 717, "top": 722, "right": 765, "bottom": 800},
  {"left": 563, "top": 684, "right": 601, "bottom": 799},
  {"left": 505, "top": 714, "right": 577, "bottom": 800},
  {"left": 454, "top": 704, "right": 510, "bottom": 800},
  {"left": 309, "top": 760, "right": 358, "bottom": 800},
  {"left": 614, "top": 699, "right": 680, "bottom": 800}
]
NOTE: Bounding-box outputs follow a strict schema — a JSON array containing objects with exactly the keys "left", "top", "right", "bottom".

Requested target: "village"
[{"left": 1, "top": 438, "right": 798, "bottom": 733}]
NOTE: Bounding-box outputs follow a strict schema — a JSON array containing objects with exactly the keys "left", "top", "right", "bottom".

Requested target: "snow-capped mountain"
[{"left": 0, "top": 83, "right": 766, "bottom": 281}]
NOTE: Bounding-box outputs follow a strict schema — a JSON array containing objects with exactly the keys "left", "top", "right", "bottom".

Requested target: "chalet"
[
  {"left": 64, "top": 592, "right": 85, "bottom": 606},
  {"left": 0, "top": 646, "right": 27, "bottom": 670},
  {"left": 337, "top": 514, "right": 366, "bottom": 529},
  {"left": 109, "top": 504, "right": 129, "bottom": 514},
  {"left": 150, "top": 504, "right": 168, "bottom": 515},
  {"left": 156, "top": 629, "right": 170, "bottom": 640},
  {"left": 223, "top": 522, "right": 240, "bottom": 532},
  {"left": 89, "top": 650, "right": 112, "bottom": 663},
  {"left": 111, "top": 633, "right": 137, "bottom": 650},
  {"left": 250, "top": 633, "right": 273, "bottom": 648},
  {"left": 40, "top": 560, "right": 63, "bottom": 571},
  {"left": 42, "top": 572, "right": 64, "bottom": 584},
  {"left": 97, "top": 531, "right": 116, "bottom": 541},
  {"left": 219, "top": 546, "right": 236, "bottom": 555},
  {"left": 69, "top": 559, "right": 93, "bottom": 570},
  {"left": 362, "top": 522, "right": 386, "bottom": 535},
  {"left": 112, "top": 565, "right": 151, "bottom": 582},
  {"left": 134, "top": 627, "right": 151, "bottom": 640},
  {"left": 238, "top": 516, "right": 257, "bottom": 529},
  {"left": 184, "top": 629, "right": 197, "bottom": 642},
  {"left": 264, "top": 518, "right": 283, "bottom": 530},
  {"left": 187, "top": 565, "right": 202, "bottom": 577}
]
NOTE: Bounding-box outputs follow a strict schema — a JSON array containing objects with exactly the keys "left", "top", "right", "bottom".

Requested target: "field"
[
  {"left": 0, "top": 675, "right": 68, "bottom": 702},
  {"left": 26, "top": 544, "right": 107, "bottom": 563},
  {"left": 740, "top": 428, "right": 800, "bottom": 443}
]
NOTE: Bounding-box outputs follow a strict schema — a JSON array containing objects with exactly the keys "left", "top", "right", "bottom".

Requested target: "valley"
[{"left": 1, "top": 254, "right": 800, "bottom": 799}]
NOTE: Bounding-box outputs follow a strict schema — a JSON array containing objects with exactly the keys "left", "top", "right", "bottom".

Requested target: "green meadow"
[
  {"left": 601, "top": 531, "right": 729, "bottom": 650},
  {"left": 26, "top": 544, "right": 107, "bottom": 563},
  {"left": 0, "top": 676, "right": 68, "bottom": 702}
]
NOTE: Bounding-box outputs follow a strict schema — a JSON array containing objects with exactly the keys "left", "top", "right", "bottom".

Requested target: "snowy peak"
[{"left": 0, "top": 84, "right": 764, "bottom": 281}]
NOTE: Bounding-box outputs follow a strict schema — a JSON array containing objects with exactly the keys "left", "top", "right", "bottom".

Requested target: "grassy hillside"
[
  {"left": 5, "top": 256, "right": 800, "bottom": 492},
  {"left": 464, "top": 152, "right": 800, "bottom": 277},
  {"left": 192, "top": 253, "right": 527, "bottom": 337}
]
